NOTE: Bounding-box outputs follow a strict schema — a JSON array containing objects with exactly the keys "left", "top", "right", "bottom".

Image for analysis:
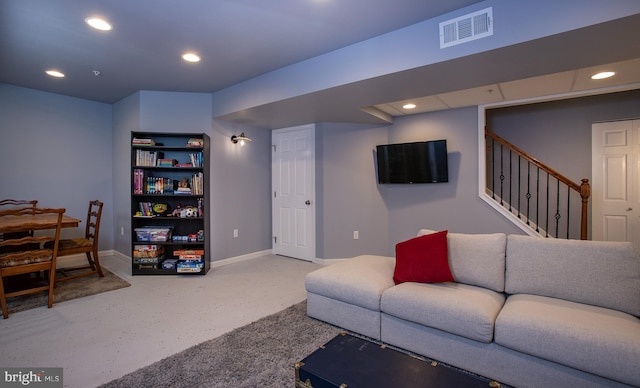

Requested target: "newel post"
[{"left": 580, "top": 178, "right": 590, "bottom": 240}]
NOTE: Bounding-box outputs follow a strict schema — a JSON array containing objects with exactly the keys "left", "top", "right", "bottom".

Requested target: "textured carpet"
[
  {"left": 99, "top": 301, "right": 342, "bottom": 388},
  {"left": 4, "top": 267, "right": 131, "bottom": 314}
]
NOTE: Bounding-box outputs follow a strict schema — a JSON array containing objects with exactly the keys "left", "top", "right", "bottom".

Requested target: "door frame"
[
  {"left": 271, "top": 124, "right": 316, "bottom": 261},
  {"left": 592, "top": 119, "right": 640, "bottom": 246}
]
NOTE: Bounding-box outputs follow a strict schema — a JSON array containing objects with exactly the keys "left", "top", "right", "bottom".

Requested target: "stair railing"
[{"left": 485, "top": 128, "right": 590, "bottom": 240}]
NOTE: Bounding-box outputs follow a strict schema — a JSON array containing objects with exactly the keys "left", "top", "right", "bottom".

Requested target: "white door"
[
  {"left": 592, "top": 119, "right": 640, "bottom": 247},
  {"left": 272, "top": 124, "right": 316, "bottom": 261}
]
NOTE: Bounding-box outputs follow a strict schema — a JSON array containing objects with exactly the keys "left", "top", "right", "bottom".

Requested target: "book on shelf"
[
  {"left": 186, "top": 138, "right": 204, "bottom": 147},
  {"left": 138, "top": 202, "right": 154, "bottom": 216},
  {"left": 132, "top": 137, "right": 156, "bottom": 146},
  {"left": 133, "top": 169, "right": 144, "bottom": 194},
  {"left": 157, "top": 159, "right": 177, "bottom": 167},
  {"left": 191, "top": 172, "right": 204, "bottom": 195},
  {"left": 144, "top": 177, "right": 175, "bottom": 194},
  {"left": 189, "top": 152, "right": 203, "bottom": 167},
  {"left": 136, "top": 149, "right": 163, "bottom": 166},
  {"left": 173, "top": 249, "right": 205, "bottom": 256}
]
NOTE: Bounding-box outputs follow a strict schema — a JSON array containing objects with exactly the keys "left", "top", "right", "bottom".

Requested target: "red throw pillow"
[{"left": 393, "top": 230, "right": 454, "bottom": 285}]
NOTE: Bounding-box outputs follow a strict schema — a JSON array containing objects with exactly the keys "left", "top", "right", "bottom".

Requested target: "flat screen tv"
[{"left": 376, "top": 140, "right": 448, "bottom": 184}]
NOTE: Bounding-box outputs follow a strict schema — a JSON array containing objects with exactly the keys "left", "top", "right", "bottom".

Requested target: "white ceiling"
[
  {"left": 373, "top": 58, "right": 640, "bottom": 116},
  {"left": 1, "top": 1, "right": 639, "bottom": 128}
]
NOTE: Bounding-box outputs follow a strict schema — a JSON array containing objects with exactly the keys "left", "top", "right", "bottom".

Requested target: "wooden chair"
[
  {"left": 0, "top": 207, "right": 65, "bottom": 319},
  {"left": 51, "top": 200, "right": 104, "bottom": 282},
  {"left": 0, "top": 199, "right": 38, "bottom": 211},
  {"left": 0, "top": 199, "right": 38, "bottom": 241}
]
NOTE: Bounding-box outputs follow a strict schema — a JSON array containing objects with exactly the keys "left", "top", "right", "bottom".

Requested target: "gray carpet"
[
  {"left": 5, "top": 267, "right": 131, "bottom": 314},
  {"left": 100, "top": 301, "right": 341, "bottom": 388}
]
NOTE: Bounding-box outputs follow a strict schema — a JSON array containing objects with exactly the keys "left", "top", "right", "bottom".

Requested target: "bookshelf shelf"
[{"left": 130, "top": 132, "right": 210, "bottom": 275}]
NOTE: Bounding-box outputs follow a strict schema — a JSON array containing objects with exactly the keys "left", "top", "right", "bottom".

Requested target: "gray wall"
[
  {"left": 312, "top": 107, "right": 526, "bottom": 260},
  {"left": 0, "top": 84, "right": 114, "bottom": 249},
  {"left": 487, "top": 89, "right": 640, "bottom": 185},
  {"left": 112, "top": 92, "right": 141, "bottom": 254},
  {"left": 383, "top": 107, "right": 523, "bottom": 254},
  {"left": 486, "top": 89, "right": 640, "bottom": 239},
  {"left": 316, "top": 122, "right": 389, "bottom": 259},
  {"left": 111, "top": 90, "right": 272, "bottom": 262},
  {"left": 210, "top": 119, "right": 272, "bottom": 260},
  {"left": 4, "top": 83, "right": 638, "bottom": 262}
]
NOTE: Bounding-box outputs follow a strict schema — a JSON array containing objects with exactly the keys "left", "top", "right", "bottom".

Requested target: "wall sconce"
[{"left": 230, "top": 132, "right": 252, "bottom": 146}]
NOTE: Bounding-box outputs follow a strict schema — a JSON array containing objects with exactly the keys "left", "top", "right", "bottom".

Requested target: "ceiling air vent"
[{"left": 439, "top": 7, "right": 493, "bottom": 48}]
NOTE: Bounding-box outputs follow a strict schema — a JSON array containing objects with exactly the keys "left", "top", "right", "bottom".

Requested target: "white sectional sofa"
[{"left": 305, "top": 230, "right": 640, "bottom": 387}]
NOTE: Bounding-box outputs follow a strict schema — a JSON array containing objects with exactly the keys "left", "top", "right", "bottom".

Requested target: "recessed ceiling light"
[
  {"left": 591, "top": 71, "right": 615, "bottom": 80},
  {"left": 85, "top": 17, "right": 112, "bottom": 31},
  {"left": 182, "top": 53, "right": 201, "bottom": 63},
  {"left": 402, "top": 103, "right": 417, "bottom": 110},
  {"left": 45, "top": 70, "right": 65, "bottom": 78}
]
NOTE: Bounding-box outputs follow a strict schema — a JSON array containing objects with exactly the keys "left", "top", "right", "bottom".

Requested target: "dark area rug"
[
  {"left": 100, "top": 301, "right": 504, "bottom": 388},
  {"left": 99, "top": 301, "right": 341, "bottom": 388},
  {"left": 4, "top": 267, "right": 130, "bottom": 314}
]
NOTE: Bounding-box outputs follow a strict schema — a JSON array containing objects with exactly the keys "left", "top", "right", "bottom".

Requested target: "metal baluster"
[
  {"left": 545, "top": 173, "right": 550, "bottom": 237},
  {"left": 554, "top": 179, "right": 561, "bottom": 238},
  {"left": 526, "top": 162, "right": 532, "bottom": 226},
  {"left": 536, "top": 169, "right": 540, "bottom": 233},
  {"left": 509, "top": 149, "right": 513, "bottom": 212},
  {"left": 499, "top": 144, "right": 505, "bottom": 205},
  {"left": 491, "top": 138, "right": 496, "bottom": 200},
  {"left": 517, "top": 156, "right": 521, "bottom": 219},
  {"left": 566, "top": 186, "right": 571, "bottom": 239}
]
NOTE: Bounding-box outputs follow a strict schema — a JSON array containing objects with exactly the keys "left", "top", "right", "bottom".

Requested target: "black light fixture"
[{"left": 231, "top": 132, "right": 252, "bottom": 146}]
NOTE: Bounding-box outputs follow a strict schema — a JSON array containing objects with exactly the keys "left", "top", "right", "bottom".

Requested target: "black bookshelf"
[{"left": 130, "top": 132, "right": 210, "bottom": 275}]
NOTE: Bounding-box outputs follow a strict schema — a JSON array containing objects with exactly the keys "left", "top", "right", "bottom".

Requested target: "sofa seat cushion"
[
  {"left": 305, "top": 255, "right": 395, "bottom": 311},
  {"left": 505, "top": 235, "right": 640, "bottom": 316},
  {"left": 418, "top": 229, "right": 506, "bottom": 292},
  {"left": 495, "top": 294, "right": 640, "bottom": 386},
  {"left": 380, "top": 282, "right": 505, "bottom": 343}
]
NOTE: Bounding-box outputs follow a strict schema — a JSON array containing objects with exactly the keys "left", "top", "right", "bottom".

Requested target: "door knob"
[
  {"left": 305, "top": 200, "right": 311, "bottom": 205},
  {"left": 627, "top": 208, "right": 633, "bottom": 211}
]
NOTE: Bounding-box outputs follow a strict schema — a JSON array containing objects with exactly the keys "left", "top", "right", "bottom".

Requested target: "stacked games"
[
  {"left": 133, "top": 245, "right": 165, "bottom": 269},
  {"left": 174, "top": 249, "right": 205, "bottom": 273}
]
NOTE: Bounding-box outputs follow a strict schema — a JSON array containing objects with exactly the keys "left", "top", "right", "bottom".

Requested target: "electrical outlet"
[
  {"left": 233, "top": 229, "right": 238, "bottom": 238},
  {"left": 353, "top": 231, "right": 359, "bottom": 240},
  {"left": 121, "top": 226, "right": 125, "bottom": 236}
]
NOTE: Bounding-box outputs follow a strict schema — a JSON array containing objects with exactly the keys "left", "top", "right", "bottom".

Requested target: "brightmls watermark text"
[{"left": 1, "top": 368, "right": 62, "bottom": 387}]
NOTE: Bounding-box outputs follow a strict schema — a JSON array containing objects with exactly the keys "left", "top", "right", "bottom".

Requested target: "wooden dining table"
[{"left": 0, "top": 213, "right": 80, "bottom": 234}]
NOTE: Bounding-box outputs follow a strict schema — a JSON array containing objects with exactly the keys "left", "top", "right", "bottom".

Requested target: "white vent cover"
[{"left": 439, "top": 7, "right": 493, "bottom": 48}]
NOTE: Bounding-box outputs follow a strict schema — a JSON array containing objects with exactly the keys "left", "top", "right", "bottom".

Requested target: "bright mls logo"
[{"left": 1, "top": 368, "right": 62, "bottom": 387}]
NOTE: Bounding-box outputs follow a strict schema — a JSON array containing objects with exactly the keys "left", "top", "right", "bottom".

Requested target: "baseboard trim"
[
  {"left": 210, "top": 249, "right": 274, "bottom": 269},
  {"left": 312, "top": 258, "right": 350, "bottom": 266},
  {"left": 56, "top": 250, "right": 120, "bottom": 268}
]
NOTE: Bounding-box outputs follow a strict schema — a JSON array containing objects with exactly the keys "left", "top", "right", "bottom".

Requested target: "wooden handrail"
[{"left": 485, "top": 128, "right": 590, "bottom": 239}]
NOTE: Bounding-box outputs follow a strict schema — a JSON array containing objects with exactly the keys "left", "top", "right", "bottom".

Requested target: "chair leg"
[
  {"left": 47, "top": 266, "right": 56, "bottom": 309},
  {"left": 88, "top": 249, "right": 104, "bottom": 277},
  {"left": 0, "top": 276, "right": 9, "bottom": 319}
]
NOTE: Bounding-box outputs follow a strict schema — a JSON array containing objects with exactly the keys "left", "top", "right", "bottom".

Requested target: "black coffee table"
[{"left": 295, "top": 333, "right": 497, "bottom": 388}]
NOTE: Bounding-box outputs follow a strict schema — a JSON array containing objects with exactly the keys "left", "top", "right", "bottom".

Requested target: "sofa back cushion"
[
  {"left": 417, "top": 229, "right": 506, "bottom": 292},
  {"left": 505, "top": 235, "right": 640, "bottom": 316}
]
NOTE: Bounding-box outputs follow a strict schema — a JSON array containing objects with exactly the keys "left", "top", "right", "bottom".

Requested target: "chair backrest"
[
  {"left": 0, "top": 199, "right": 38, "bottom": 216},
  {"left": 85, "top": 200, "right": 103, "bottom": 245},
  {"left": 0, "top": 207, "right": 65, "bottom": 267}
]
